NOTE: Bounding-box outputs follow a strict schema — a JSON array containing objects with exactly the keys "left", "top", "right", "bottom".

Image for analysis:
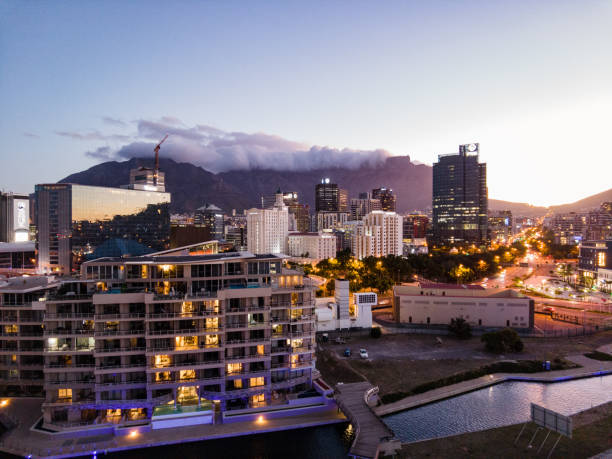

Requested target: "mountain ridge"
[{"left": 60, "top": 157, "right": 610, "bottom": 216}]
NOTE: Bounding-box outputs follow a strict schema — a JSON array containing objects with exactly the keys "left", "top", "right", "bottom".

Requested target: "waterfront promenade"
[
  {"left": 334, "top": 382, "right": 400, "bottom": 459},
  {"left": 376, "top": 346, "right": 612, "bottom": 416},
  {"left": 0, "top": 402, "right": 346, "bottom": 458}
]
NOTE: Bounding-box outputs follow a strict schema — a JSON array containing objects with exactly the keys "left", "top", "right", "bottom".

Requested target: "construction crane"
[{"left": 153, "top": 134, "right": 168, "bottom": 186}]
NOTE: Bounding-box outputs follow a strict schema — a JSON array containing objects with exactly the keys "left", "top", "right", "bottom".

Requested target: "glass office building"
[
  {"left": 36, "top": 184, "right": 170, "bottom": 274},
  {"left": 432, "top": 143, "right": 488, "bottom": 246}
]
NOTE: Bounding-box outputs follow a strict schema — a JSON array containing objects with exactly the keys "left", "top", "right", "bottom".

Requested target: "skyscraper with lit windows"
[{"left": 432, "top": 143, "right": 488, "bottom": 246}]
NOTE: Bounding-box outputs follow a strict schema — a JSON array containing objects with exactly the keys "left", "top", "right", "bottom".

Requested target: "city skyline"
[{"left": 2, "top": 1, "right": 612, "bottom": 207}]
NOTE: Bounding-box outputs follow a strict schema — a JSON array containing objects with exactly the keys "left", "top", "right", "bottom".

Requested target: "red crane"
[{"left": 153, "top": 134, "right": 168, "bottom": 186}]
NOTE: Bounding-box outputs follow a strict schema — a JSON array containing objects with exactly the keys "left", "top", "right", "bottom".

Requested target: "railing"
[
  {"left": 150, "top": 359, "right": 223, "bottom": 369},
  {"left": 44, "top": 313, "right": 94, "bottom": 320},
  {"left": 146, "top": 327, "right": 221, "bottom": 335},
  {"left": 96, "top": 363, "right": 146, "bottom": 370},
  {"left": 44, "top": 329, "right": 94, "bottom": 336},
  {"left": 46, "top": 293, "right": 93, "bottom": 301},
  {"left": 226, "top": 353, "right": 269, "bottom": 361},
  {"left": 94, "top": 329, "right": 144, "bottom": 336},
  {"left": 153, "top": 293, "right": 186, "bottom": 301},
  {"left": 225, "top": 337, "right": 269, "bottom": 345},
  {"left": 46, "top": 346, "right": 95, "bottom": 353},
  {"left": 46, "top": 378, "right": 96, "bottom": 385},
  {"left": 147, "top": 310, "right": 220, "bottom": 319},
  {"left": 45, "top": 363, "right": 95, "bottom": 369},
  {"left": 95, "top": 346, "right": 146, "bottom": 354},
  {"left": 95, "top": 313, "right": 145, "bottom": 320},
  {"left": 1, "top": 331, "right": 44, "bottom": 337}
]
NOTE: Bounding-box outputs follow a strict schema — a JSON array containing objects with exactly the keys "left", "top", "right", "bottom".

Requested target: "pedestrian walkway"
[
  {"left": 376, "top": 348, "right": 612, "bottom": 416},
  {"left": 335, "top": 382, "right": 400, "bottom": 458},
  {"left": 0, "top": 400, "right": 346, "bottom": 458}
]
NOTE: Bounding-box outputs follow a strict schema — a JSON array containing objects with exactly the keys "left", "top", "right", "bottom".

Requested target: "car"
[
  {"left": 359, "top": 348, "right": 368, "bottom": 359},
  {"left": 344, "top": 348, "right": 351, "bottom": 357},
  {"left": 542, "top": 306, "right": 555, "bottom": 313}
]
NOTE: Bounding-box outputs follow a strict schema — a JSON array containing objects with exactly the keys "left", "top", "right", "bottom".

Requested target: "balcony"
[
  {"left": 43, "top": 313, "right": 95, "bottom": 321},
  {"left": 94, "top": 313, "right": 146, "bottom": 320},
  {"left": 44, "top": 328, "right": 94, "bottom": 336},
  {"left": 95, "top": 346, "right": 145, "bottom": 355},
  {"left": 95, "top": 328, "right": 145, "bottom": 337},
  {"left": 225, "top": 352, "right": 269, "bottom": 362}
]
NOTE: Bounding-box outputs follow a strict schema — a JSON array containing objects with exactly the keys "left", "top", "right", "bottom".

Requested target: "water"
[
  {"left": 384, "top": 374, "right": 612, "bottom": 443},
  {"left": 105, "top": 422, "right": 353, "bottom": 459}
]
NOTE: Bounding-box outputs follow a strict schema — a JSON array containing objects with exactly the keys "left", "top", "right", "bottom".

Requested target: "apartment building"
[
  {"left": 0, "top": 276, "right": 58, "bottom": 397},
  {"left": 287, "top": 232, "right": 337, "bottom": 260},
  {"left": 39, "top": 251, "right": 316, "bottom": 430}
]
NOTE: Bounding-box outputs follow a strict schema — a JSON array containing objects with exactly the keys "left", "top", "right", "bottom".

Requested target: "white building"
[
  {"left": 287, "top": 232, "right": 337, "bottom": 260},
  {"left": 246, "top": 191, "right": 288, "bottom": 254},
  {"left": 352, "top": 211, "right": 403, "bottom": 259},
  {"left": 393, "top": 283, "right": 534, "bottom": 329},
  {"left": 315, "top": 280, "right": 376, "bottom": 331},
  {"left": 316, "top": 211, "right": 349, "bottom": 231}
]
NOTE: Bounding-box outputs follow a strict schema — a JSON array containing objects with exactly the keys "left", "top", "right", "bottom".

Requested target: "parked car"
[
  {"left": 359, "top": 348, "right": 368, "bottom": 359},
  {"left": 344, "top": 348, "right": 351, "bottom": 357}
]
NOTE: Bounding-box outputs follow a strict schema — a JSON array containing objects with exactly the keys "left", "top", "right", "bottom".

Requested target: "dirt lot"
[
  {"left": 395, "top": 402, "right": 612, "bottom": 459},
  {"left": 317, "top": 330, "right": 612, "bottom": 397}
]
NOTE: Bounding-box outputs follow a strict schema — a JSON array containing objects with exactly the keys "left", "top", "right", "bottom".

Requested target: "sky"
[{"left": 1, "top": 0, "right": 611, "bottom": 207}]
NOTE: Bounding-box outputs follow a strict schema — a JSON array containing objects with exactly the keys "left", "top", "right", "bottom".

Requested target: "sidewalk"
[
  {"left": 375, "top": 347, "right": 612, "bottom": 416},
  {"left": 0, "top": 401, "right": 346, "bottom": 458}
]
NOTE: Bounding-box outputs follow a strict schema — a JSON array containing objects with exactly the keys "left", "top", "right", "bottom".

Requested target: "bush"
[
  {"left": 448, "top": 317, "right": 472, "bottom": 339},
  {"left": 370, "top": 327, "right": 382, "bottom": 338},
  {"left": 481, "top": 328, "right": 523, "bottom": 353}
]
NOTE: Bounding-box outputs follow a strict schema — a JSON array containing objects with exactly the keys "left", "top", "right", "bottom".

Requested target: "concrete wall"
[{"left": 395, "top": 294, "right": 532, "bottom": 328}]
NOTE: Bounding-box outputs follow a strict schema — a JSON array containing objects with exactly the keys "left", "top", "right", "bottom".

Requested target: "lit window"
[
  {"left": 179, "top": 370, "right": 195, "bottom": 380},
  {"left": 155, "top": 371, "right": 171, "bottom": 382},
  {"left": 250, "top": 377, "right": 264, "bottom": 387},
  {"left": 154, "top": 355, "right": 170, "bottom": 368},
  {"left": 598, "top": 252, "right": 606, "bottom": 267},
  {"left": 257, "top": 344, "right": 265, "bottom": 355},
  {"left": 227, "top": 363, "right": 242, "bottom": 375},
  {"left": 58, "top": 388, "right": 72, "bottom": 401}
]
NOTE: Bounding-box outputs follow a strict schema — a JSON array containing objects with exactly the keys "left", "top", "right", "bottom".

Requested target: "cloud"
[
  {"left": 78, "top": 118, "right": 392, "bottom": 172},
  {"left": 56, "top": 130, "right": 131, "bottom": 142},
  {"left": 101, "top": 116, "right": 127, "bottom": 127},
  {"left": 23, "top": 132, "right": 39, "bottom": 138},
  {"left": 85, "top": 146, "right": 114, "bottom": 160}
]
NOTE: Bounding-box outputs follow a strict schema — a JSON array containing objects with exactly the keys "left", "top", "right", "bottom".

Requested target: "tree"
[
  {"left": 481, "top": 328, "right": 524, "bottom": 353},
  {"left": 448, "top": 317, "right": 472, "bottom": 339},
  {"left": 370, "top": 327, "right": 382, "bottom": 338}
]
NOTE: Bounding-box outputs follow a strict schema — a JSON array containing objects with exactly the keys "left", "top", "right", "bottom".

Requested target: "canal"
[{"left": 383, "top": 374, "right": 612, "bottom": 443}]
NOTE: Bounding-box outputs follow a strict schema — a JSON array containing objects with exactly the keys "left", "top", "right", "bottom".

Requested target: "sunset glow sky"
[{"left": 1, "top": 1, "right": 611, "bottom": 206}]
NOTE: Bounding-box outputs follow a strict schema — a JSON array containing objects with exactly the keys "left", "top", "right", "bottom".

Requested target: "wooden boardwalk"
[{"left": 335, "top": 382, "right": 398, "bottom": 459}]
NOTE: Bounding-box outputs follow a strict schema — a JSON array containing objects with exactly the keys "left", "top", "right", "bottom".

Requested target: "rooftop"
[
  {"left": 419, "top": 282, "right": 485, "bottom": 290},
  {"left": 0, "top": 242, "right": 35, "bottom": 253},
  {"left": 84, "top": 251, "right": 283, "bottom": 265}
]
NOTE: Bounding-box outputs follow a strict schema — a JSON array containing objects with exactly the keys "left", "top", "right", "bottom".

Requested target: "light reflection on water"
[{"left": 384, "top": 374, "right": 612, "bottom": 443}]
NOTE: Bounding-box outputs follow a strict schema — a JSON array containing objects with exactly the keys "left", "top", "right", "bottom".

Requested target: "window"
[
  {"left": 58, "top": 388, "right": 72, "bottom": 401},
  {"left": 154, "top": 355, "right": 171, "bottom": 368},
  {"left": 175, "top": 336, "right": 198, "bottom": 350},
  {"left": 227, "top": 363, "right": 242, "bottom": 375},
  {"left": 250, "top": 377, "right": 264, "bottom": 387},
  {"left": 234, "top": 379, "right": 243, "bottom": 389},
  {"left": 205, "top": 334, "right": 219, "bottom": 347},
  {"left": 251, "top": 393, "right": 265, "bottom": 407},
  {"left": 155, "top": 371, "right": 171, "bottom": 382},
  {"left": 257, "top": 344, "right": 265, "bottom": 355},
  {"left": 180, "top": 370, "right": 195, "bottom": 381}
]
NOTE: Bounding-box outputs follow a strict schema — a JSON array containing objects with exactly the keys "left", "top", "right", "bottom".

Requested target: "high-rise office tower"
[
  {"left": 372, "top": 187, "right": 396, "bottom": 212},
  {"left": 35, "top": 184, "right": 171, "bottom": 274},
  {"left": 432, "top": 143, "right": 488, "bottom": 245},
  {"left": 350, "top": 197, "right": 382, "bottom": 221},
  {"left": 338, "top": 189, "right": 349, "bottom": 213},
  {"left": 0, "top": 192, "right": 30, "bottom": 243},
  {"left": 194, "top": 203, "right": 224, "bottom": 240},
  {"left": 246, "top": 191, "right": 289, "bottom": 254},
  {"left": 315, "top": 179, "right": 339, "bottom": 212},
  {"left": 403, "top": 214, "right": 429, "bottom": 240}
]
